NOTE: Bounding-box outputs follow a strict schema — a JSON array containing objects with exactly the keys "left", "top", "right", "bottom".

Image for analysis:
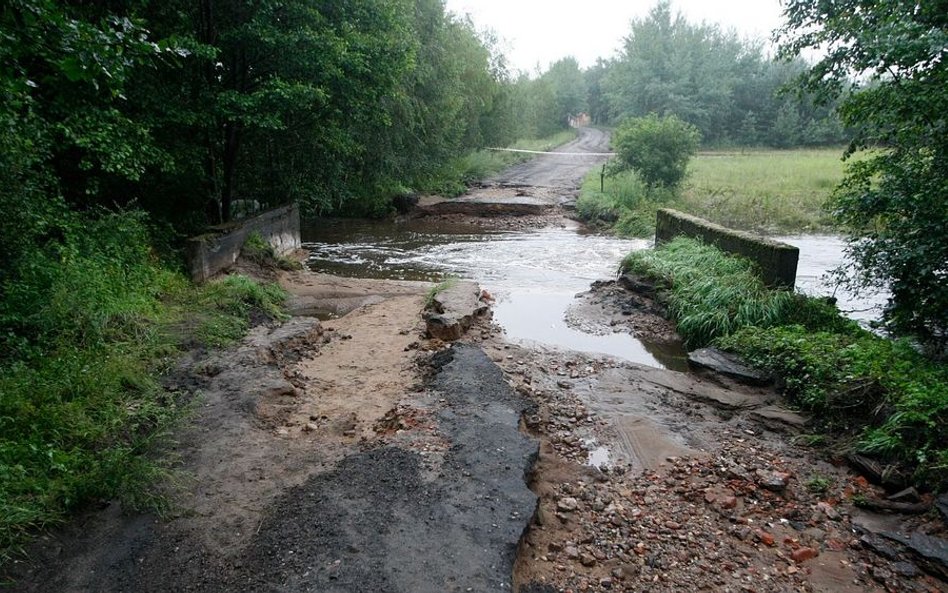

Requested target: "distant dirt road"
[{"left": 489, "top": 127, "right": 611, "bottom": 188}]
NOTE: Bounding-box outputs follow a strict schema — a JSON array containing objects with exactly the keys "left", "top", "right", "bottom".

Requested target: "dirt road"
[
  {"left": 415, "top": 127, "right": 611, "bottom": 217},
  {"left": 489, "top": 127, "right": 612, "bottom": 189}
]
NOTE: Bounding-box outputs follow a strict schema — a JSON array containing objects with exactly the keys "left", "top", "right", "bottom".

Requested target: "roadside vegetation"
[
  {"left": 578, "top": 148, "right": 846, "bottom": 236},
  {"left": 0, "top": 211, "right": 287, "bottom": 559},
  {"left": 623, "top": 238, "right": 948, "bottom": 490}
]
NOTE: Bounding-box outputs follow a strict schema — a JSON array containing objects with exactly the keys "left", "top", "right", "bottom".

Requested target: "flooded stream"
[{"left": 303, "top": 219, "right": 887, "bottom": 370}]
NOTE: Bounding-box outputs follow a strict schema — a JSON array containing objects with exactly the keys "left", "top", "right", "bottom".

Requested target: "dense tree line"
[
  {"left": 591, "top": 2, "right": 847, "bottom": 147},
  {"left": 0, "top": 0, "right": 525, "bottom": 245}
]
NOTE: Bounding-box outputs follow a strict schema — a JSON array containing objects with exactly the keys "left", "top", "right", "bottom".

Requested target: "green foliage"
[
  {"left": 611, "top": 114, "right": 700, "bottom": 188},
  {"left": 805, "top": 475, "right": 832, "bottom": 494},
  {"left": 240, "top": 232, "right": 301, "bottom": 271},
  {"left": 620, "top": 238, "right": 805, "bottom": 346},
  {"left": 187, "top": 275, "right": 288, "bottom": 347},
  {"left": 577, "top": 148, "right": 846, "bottom": 237},
  {"left": 627, "top": 237, "right": 947, "bottom": 489},
  {"left": 0, "top": 209, "right": 286, "bottom": 558},
  {"left": 600, "top": 1, "right": 847, "bottom": 147},
  {"left": 721, "top": 325, "right": 948, "bottom": 489},
  {"left": 780, "top": 0, "right": 948, "bottom": 351}
]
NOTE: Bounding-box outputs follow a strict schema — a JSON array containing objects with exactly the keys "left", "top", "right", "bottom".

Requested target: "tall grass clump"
[
  {"left": 621, "top": 237, "right": 797, "bottom": 346},
  {"left": 0, "top": 209, "right": 286, "bottom": 559}
]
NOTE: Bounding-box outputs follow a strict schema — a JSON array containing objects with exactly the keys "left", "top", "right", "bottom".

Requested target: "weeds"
[
  {"left": 805, "top": 475, "right": 832, "bottom": 494},
  {"left": 0, "top": 210, "right": 288, "bottom": 560},
  {"left": 424, "top": 276, "right": 459, "bottom": 309},
  {"left": 240, "top": 231, "right": 301, "bottom": 271},
  {"left": 627, "top": 237, "right": 948, "bottom": 490}
]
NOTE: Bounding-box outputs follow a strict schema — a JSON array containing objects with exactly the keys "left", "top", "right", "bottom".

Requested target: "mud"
[{"left": 8, "top": 129, "right": 946, "bottom": 593}]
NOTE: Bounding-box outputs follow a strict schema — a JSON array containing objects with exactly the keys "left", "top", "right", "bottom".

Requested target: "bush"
[
  {"left": 611, "top": 114, "right": 701, "bottom": 188},
  {"left": 0, "top": 209, "right": 288, "bottom": 559},
  {"left": 721, "top": 326, "right": 948, "bottom": 489}
]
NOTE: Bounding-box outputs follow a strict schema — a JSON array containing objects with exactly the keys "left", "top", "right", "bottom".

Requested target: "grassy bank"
[
  {"left": 579, "top": 148, "right": 847, "bottom": 236},
  {"left": 424, "top": 129, "right": 578, "bottom": 197},
  {"left": 623, "top": 237, "right": 948, "bottom": 489},
  {"left": 0, "top": 211, "right": 287, "bottom": 559}
]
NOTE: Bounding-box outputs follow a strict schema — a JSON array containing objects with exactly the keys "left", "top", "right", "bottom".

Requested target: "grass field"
[{"left": 578, "top": 147, "right": 849, "bottom": 236}]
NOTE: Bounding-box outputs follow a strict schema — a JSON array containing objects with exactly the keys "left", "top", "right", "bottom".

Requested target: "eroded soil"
[{"left": 7, "top": 129, "right": 948, "bottom": 593}]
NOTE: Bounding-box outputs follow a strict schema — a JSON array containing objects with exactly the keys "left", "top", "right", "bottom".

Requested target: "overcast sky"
[{"left": 444, "top": 0, "right": 786, "bottom": 74}]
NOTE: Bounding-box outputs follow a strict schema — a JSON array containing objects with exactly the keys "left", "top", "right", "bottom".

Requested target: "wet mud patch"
[{"left": 565, "top": 278, "right": 688, "bottom": 371}]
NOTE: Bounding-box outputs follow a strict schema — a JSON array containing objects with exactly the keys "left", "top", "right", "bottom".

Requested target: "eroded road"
[{"left": 8, "top": 130, "right": 947, "bottom": 593}]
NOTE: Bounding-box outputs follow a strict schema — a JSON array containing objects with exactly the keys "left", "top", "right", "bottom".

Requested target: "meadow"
[{"left": 578, "top": 147, "right": 850, "bottom": 236}]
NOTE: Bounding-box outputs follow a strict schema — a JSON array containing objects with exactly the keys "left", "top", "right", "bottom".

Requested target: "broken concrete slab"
[
  {"left": 688, "top": 347, "right": 772, "bottom": 386},
  {"left": 424, "top": 281, "right": 490, "bottom": 341},
  {"left": 881, "top": 531, "right": 948, "bottom": 580}
]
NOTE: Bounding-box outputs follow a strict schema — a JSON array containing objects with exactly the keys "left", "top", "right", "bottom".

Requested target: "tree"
[
  {"left": 611, "top": 114, "right": 701, "bottom": 188},
  {"left": 780, "top": 0, "right": 948, "bottom": 351}
]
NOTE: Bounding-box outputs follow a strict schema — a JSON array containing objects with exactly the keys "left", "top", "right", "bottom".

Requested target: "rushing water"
[
  {"left": 302, "top": 218, "right": 690, "bottom": 369},
  {"left": 776, "top": 235, "right": 888, "bottom": 327},
  {"left": 302, "top": 219, "right": 887, "bottom": 370}
]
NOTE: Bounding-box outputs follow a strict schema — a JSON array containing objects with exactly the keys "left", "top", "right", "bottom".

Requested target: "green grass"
[
  {"left": 0, "top": 211, "right": 287, "bottom": 560},
  {"left": 579, "top": 147, "right": 848, "bottom": 236},
  {"left": 626, "top": 237, "right": 948, "bottom": 490},
  {"left": 621, "top": 237, "right": 850, "bottom": 347},
  {"left": 424, "top": 129, "right": 578, "bottom": 196},
  {"left": 240, "top": 231, "right": 302, "bottom": 271}
]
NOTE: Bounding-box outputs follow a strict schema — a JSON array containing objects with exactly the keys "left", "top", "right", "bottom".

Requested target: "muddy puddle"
[{"left": 302, "top": 218, "right": 688, "bottom": 369}]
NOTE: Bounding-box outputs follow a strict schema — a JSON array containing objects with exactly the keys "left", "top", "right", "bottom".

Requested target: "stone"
[
  {"left": 816, "top": 501, "right": 840, "bottom": 521},
  {"left": 687, "top": 347, "right": 772, "bottom": 386},
  {"left": 557, "top": 497, "right": 579, "bottom": 512},
  {"left": 860, "top": 534, "right": 901, "bottom": 561},
  {"left": 754, "top": 530, "right": 775, "bottom": 547},
  {"left": 756, "top": 469, "right": 791, "bottom": 492},
  {"left": 881, "top": 530, "right": 948, "bottom": 579},
  {"left": 580, "top": 552, "right": 598, "bottom": 567},
  {"left": 790, "top": 547, "right": 819, "bottom": 563},
  {"left": 893, "top": 561, "right": 919, "bottom": 578},
  {"left": 424, "top": 281, "right": 490, "bottom": 341}
]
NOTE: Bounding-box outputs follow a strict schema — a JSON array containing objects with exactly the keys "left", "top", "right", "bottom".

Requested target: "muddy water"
[
  {"left": 302, "top": 220, "right": 886, "bottom": 369},
  {"left": 777, "top": 234, "right": 888, "bottom": 327},
  {"left": 302, "top": 218, "right": 688, "bottom": 369}
]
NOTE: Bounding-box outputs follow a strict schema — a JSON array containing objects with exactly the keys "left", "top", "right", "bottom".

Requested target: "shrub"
[
  {"left": 0, "top": 209, "right": 288, "bottom": 558},
  {"left": 611, "top": 113, "right": 701, "bottom": 188}
]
